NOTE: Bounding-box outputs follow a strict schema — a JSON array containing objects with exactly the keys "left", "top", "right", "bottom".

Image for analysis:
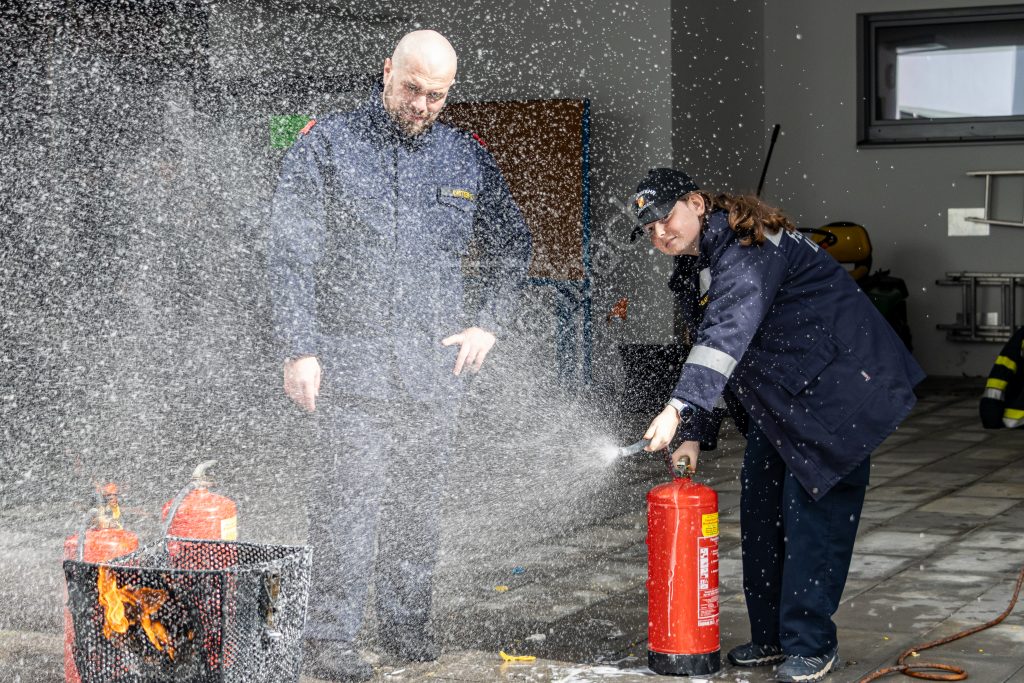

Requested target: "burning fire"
[{"left": 97, "top": 567, "right": 175, "bottom": 660}]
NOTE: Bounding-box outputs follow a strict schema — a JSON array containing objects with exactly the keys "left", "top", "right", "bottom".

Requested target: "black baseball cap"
[{"left": 629, "top": 168, "right": 701, "bottom": 241}]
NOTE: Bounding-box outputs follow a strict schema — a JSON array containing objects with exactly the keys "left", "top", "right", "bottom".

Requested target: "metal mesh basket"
[{"left": 64, "top": 538, "right": 311, "bottom": 683}]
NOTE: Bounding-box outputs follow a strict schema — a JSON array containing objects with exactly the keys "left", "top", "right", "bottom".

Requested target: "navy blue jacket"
[
  {"left": 672, "top": 210, "right": 925, "bottom": 499},
  {"left": 268, "top": 83, "right": 532, "bottom": 402}
]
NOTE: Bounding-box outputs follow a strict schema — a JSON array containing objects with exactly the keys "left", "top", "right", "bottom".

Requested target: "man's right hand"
[{"left": 283, "top": 356, "right": 321, "bottom": 412}]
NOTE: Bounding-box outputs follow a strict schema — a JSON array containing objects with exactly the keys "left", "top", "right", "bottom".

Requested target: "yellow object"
[
  {"left": 701, "top": 512, "right": 719, "bottom": 538},
  {"left": 500, "top": 651, "right": 536, "bottom": 663},
  {"left": 806, "top": 222, "right": 873, "bottom": 283},
  {"left": 494, "top": 585, "right": 509, "bottom": 592}
]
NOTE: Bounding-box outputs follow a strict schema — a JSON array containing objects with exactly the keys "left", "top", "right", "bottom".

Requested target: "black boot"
[{"left": 302, "top": 639, "right": 374, "bottom": 682}]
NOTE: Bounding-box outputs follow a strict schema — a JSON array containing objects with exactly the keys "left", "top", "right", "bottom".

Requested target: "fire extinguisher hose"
[
  {"left": 73, "top": 508, "right": 101, "bottom": 562},
  {"left": 856, "top": 564, "right": 1024, "bottom": 682}
]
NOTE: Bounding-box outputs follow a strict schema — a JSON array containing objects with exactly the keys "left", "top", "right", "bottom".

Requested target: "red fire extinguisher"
[
  {"left": 64, "top": 483, "right": 139, "bottom": 683},
  {"left": 161, "top": 460, "right": 239, "bottom": 670},
  {"left": 646, "top": 458, "right": 721, "bottom": 676},
  {"left": 161, "top": 459, "right": 238, "bottom": 542}
]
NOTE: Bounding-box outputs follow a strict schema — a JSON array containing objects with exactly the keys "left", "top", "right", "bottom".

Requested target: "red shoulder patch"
[
  {"left": 471, "top": 132, "right": 487, "bottom": 147},
  {"left": 299, "top": 119, "right": 317, "bottom": 135}
]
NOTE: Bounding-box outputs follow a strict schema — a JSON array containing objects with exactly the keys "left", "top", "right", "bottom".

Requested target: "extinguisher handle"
[{"left": 672, "top": 455, "right": 693, "bottom": 480}]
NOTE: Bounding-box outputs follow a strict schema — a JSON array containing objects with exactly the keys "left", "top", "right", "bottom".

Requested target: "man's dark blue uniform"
[
  {"left": 270, "top": 81, "right": 530, "bottom": 403},
  {"left": 268, "top": 79, "right": 531, "bottom": 659}
]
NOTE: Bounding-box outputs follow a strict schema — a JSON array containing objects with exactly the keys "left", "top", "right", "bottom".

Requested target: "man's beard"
[{"left": 382, "top": 81, "right": 438, "bottom": 137}]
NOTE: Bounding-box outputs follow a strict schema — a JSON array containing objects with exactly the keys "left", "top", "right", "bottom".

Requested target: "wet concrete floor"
[{"left": 2, "top": 384, "right": 1023, "bottom": 682}]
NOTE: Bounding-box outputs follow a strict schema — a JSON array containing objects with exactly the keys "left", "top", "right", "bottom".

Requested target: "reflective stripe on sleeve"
[
  {"left": 686, "top": 345, "right": 738, "bottom": 378},
  {"left": 987, "top": 378, "right": 1008, "bottom": 391},
  {"left": 983, "top": 387, "right": 1005, "bottom": 401},
  {"left": 995, "top": 355, "right": 1018, "bottom": 373}
]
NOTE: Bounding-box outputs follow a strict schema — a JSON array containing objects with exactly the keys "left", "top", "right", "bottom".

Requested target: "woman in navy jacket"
[{"left": 633, "top": 168, "right": 925, "bottom": 682}]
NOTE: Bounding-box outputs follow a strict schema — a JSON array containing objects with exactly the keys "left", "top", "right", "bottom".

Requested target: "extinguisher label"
[
  {"left": 701, "top": 512, "right": 719, "bottom": 538},
  {"left": 220, "top": 516, "right": 238, "bottom": 541},
  {"left": 697, "top": 536, "right": 719, "bottom": 627}
]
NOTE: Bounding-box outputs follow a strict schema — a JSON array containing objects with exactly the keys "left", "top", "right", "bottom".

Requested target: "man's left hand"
[{"left": 442, "top": 327, "right": 496, "bottom": 375}]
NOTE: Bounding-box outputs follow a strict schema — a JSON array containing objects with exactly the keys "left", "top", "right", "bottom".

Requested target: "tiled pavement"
[{"left": 3, "top": 386, "right": 1023, "bottom": 682}]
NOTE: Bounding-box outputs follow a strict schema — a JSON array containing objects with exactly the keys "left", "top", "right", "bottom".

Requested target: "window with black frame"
[{"left": 858, "top": 5, "right": 1024, "bottom": 145}]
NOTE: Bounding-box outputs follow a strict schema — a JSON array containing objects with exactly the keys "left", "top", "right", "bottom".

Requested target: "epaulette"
[
  {"left": 471, "top": 131, "right": 487, "bottom": 147},
  {"left": 299, "top": 119, "right": 317, "bottom": 135}
]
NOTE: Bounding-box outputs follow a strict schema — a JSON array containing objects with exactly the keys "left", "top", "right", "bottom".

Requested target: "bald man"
[{"left": 269, "top": 30, "right": 531, "bottom": 682}]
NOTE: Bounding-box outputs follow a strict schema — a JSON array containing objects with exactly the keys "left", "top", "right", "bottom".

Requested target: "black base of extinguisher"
[{"left": 648, "top": 648, "right": 721, "bottom": 676}]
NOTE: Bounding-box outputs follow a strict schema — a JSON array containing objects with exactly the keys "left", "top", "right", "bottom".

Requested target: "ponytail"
[{"left": 697, "top": 192, "right": 796, "bottom": 246}]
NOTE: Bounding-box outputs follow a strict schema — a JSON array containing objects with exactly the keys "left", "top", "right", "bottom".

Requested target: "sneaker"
[
  {"left": 727, "top": 641, "right": 786, "bottom": 667},
  {"left": 775, "top": 646, "right": 841, "bottom": 682},
  {"left": 302, "top": 640, "right": 374, "bottom": 682}
]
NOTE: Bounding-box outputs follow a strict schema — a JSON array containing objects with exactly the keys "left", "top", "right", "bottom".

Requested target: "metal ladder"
[
  {"left": 936, "top": 272, "right": 1024, "bottom": 342},
  {"left": 965, "top": 170, "right": 1024, "bottom": 229}
]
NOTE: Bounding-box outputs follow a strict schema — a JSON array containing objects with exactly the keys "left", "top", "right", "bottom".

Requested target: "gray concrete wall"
[
  {"left": 671, "top": 0, "right": 766, "bottom": 192},
  {"left": 763, "top": 0, "right": 1024, "bottom": 376}
]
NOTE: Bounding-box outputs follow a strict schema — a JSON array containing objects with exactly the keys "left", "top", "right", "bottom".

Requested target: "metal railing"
[{"left": 936, "top": 271, "right": 1024, "bottom": 342}]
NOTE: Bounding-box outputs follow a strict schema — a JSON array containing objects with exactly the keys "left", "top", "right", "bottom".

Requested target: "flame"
[{"left": 97, "top": 567, "right": 175, "bottom": 660}]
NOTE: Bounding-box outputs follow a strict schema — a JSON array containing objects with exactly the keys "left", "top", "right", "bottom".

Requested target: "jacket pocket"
[
  {"left": 774, "top": 336, "right": 837, "bottom": 395},
  {"left": 770, "top": 337, "right": 879, "bottom": 434},
  {"left": 790, "top": 339, "right": 880, "bottom": 436},
  {"left": 435, "top": 187, "right": 475, "bottom": 252}
]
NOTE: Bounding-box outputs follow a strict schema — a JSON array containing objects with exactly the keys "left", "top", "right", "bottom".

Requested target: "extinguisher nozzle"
[{"left": 615, "top": 438, "right": 652, "bottom": 459}]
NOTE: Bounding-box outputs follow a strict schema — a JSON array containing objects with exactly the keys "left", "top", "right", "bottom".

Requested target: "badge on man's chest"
[
  {"left": 437, "top": 186, "right": 477, "bottom": 213},
  {"left": 438, "top": 187, "right": 476, "bottom": 202}
]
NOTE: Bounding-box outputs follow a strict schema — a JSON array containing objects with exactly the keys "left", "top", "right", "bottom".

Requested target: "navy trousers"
[
  {"left": 304, "top": 392, "right": 457, "bottom": 644},
  {"left": 739, "top": 424, "right": 868, "bottom": 656}
]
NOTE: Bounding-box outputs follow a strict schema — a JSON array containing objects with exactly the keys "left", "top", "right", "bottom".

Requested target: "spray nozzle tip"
[{"left": 615, "top": 438, "right": 652, "bottom": 458}]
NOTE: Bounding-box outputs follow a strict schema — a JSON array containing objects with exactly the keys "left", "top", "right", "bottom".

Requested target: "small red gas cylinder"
[
  {"left": 161, "top": 461, "right": 240, "bottom": 670},
  {"left": 161, "top": 460, "right": 238, "bottom": 542},
  {"left": 63, "top": 484, "right": 139, "bottom": 683},
  {"left": 646, "top": 470, "right": 721, "bottom": 676}
]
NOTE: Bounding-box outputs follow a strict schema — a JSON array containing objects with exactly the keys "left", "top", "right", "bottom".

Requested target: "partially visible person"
[
  {"left": 980, "top": 325, "right": 1024, "bottom": 429},
  {"left": 629, "top": 168, "right": 924, "bottom": 682},
  {"left": 269, "top": 29, "right": 531, "bottom": 682}
]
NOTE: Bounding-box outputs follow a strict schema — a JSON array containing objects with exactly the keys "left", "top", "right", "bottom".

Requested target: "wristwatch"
[{"left": 666, "top": 398, "right": 696, "bottom": 423}]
